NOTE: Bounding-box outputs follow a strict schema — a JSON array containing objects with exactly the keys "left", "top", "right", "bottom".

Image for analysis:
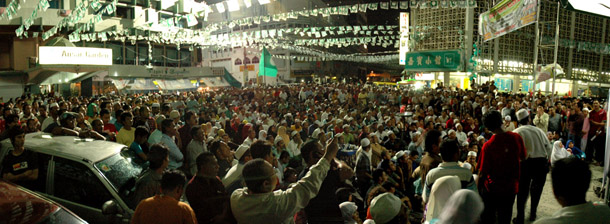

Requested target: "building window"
[
  {"left": 235, "top": 58, "right": 242, "bottom": 65},
  {"left": 180, "top": 50, "right": 191, "bottom": 67},
  {"left": 244, "top": 57, "right": 251, "bottom": 64},
  {"left": 49, "top": 0, "right": 62, "bottom": 9},
  {"left": 252, "top": 56, "right": 259, "bottom": 64}
]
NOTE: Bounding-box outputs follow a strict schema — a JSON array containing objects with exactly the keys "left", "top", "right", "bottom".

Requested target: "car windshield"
[{"left": 95, "top": 152, "right": 142, "bottom": 207}]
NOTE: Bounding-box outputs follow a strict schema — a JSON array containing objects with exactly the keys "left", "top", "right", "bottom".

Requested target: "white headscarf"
[
  {"left": 258, "top": 130, "right": 267, "bottom": 141},
  {"left": 425, "top": 176, "right": 461, "bottom": 222},
  {"left": 551, "top": 140, "right": 570, "bottom": 165},
  {"left": 339, "top": 202, "right": 358, "bottom": 224},
  {"left": 436, "top": 189, "right": 484, "bottom": 224}
]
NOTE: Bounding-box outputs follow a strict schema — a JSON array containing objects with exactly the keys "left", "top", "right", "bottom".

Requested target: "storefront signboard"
[
  {"left": 39, "top": 46, "right": 112, "bottom": 66},
  {"left": 404, "top": 50, "right": 461, "bottom": 72}
]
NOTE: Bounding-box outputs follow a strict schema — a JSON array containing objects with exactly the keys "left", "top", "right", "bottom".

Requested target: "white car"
[{"left": 0, "top": 133, "right": 142, "bottom": 224}]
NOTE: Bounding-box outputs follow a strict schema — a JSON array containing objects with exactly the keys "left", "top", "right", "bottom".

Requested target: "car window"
[
  {"left": 40, "top": 207, "right": 87, "bottom": 224},
  {"left": 53, "top": 157, "right": 112, "bottom": 209},
  {"left": 95, "top": 153, "right": 142, "bottom": 206},
  {"left": 29, "top": 153, "right": 51, "bottom": 193}
]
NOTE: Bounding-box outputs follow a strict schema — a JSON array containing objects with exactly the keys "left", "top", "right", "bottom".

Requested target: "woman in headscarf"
[
  {"left": 551, "top": 140, "right": 571, "bottom": 166},
  {"left": 434, "top": 189, "right": 484, "bottom": 224},
  {"left": 258, "top": 130, "right": 267, "bottom": 143},
  {"left": 424, "top": 176, "right": 461, "bottom": 222},
  {"left": 277, "top": 126, "right": 290, "bottom": 147}
]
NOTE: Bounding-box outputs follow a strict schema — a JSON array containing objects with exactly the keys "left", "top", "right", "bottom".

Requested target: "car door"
[{"left": 45, "top": 157, "right": 114, "bottom": 224}]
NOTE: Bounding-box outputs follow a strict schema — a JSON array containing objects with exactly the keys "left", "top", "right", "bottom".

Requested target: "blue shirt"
[{"left": 161, "top": 134, "right": 183, "bottom": 169}]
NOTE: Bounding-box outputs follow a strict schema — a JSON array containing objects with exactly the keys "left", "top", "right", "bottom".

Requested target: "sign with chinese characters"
[
  {"left": 399, "top": 12, "right": 409, "bottom": 65},
  {"left": 404, "top": 50, "right": 461, "bottom": 71}
]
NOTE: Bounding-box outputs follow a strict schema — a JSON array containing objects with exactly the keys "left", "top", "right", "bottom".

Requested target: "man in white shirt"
[
  {"left": 41, "top": 103, "right": 59, "bottom": 131},
  {"left": 534, "top": 158, "right": 610, "bottom": 224},
  {"left": 513, "top": 109, "right": 552, "bottom": 224},
  {"left": 533, "top": 106, "right": 550, "bottom": 133},
  {"left": 230, "top": 138, "right": 338, "bottom": 224}
]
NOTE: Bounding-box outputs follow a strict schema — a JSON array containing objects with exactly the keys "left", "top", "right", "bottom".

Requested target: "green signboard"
[{"left": 404, "top": 50, "right": 462, "bottom": 72}]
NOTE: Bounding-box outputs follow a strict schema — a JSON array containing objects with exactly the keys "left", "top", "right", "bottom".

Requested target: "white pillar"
[
  {"left": 444, "top": 72, "right": 450, "bottom": 87},
  {"left": 513, "top": 75, "right": 521, "bottom": 93}
]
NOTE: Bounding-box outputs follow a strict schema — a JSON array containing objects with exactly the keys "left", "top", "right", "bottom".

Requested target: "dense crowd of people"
[{"left": 1, "top": 80, "right": 610, "bottom": 224}]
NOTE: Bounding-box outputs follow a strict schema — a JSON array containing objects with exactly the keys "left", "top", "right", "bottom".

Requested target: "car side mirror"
[{"left": 102, "top": 200, "right": 121, "bottom": 215}]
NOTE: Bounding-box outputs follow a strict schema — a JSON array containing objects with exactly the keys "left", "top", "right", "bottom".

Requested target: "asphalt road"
[{"left": 515, "top": 164, "right": 607, "bottom": 223}]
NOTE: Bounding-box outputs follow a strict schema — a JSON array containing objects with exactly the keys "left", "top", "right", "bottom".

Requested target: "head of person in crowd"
[
  {"left": 5, "top": 114, "right": 19, "bottom": 130},
  {"left": 134, "top": 126, "right": 149, "bottom": 145},
  {"left": 195, "top": 152, "right": 219, "bottom": 177},
  {"left": 160, "top": 170, "right": 187, "bottom": 201},
  {"left": 25, "top": 118, "right": 39, "bottom": 133},
  {"left": 139, "top": 106, "right": 151, "bottom": 119},
  {"left": 436, "top": 189, "right": 484, "bottom": 224},
  {"left": 360, "top": 138, "right": 371, "bottom": 152},
  {"left": 148, "top": 143, "right": 170, "bottom": 171},
  {"left": 372, "top": 168, "right": 388, "bottom": 185},
  {"left": 242, "top": 159, "right": 278, "bottom": 194},
  {"left": 8, "top": 126, "right": 25, "bottom": 149},
  {"left": 59, "top": 112, "right": 77, "bottom": 130},
  {"left": 169, "top": 110, "right": 181, "bottom": 124},
  {"left": 301, "top": 140, "right": 324, "bottom": 167},
  {"left": 483, "top": 110, "right": 504, "bottom": 134},
  {"left": 369, "top": 193, "right": 409, "bottom": 224},
  {"left": 439, "top": 139, "right": 460, "bottom": 162},
  {"left": 100, "top": 109, "right": 112, "bottom": 125},
  {"left": 184, "top": 111, "right": 198, "bottom": 127},
  {"left": 339, "top": 201, "right": 360, "bottom": 224},
  {"left": 250, "top": 140, "right": 275, "bottom": 164},
  {"left": 424, "top": 129, "right": 443, "bottom": 155},
  {"left": 515, "top": 108, "right": 530, "bottom": 126},
  {"left": 191, "top": 125, "right": 205, "bottom": 143},
  {"left": 235, "top": 144, "right": 252, "bottom": 164},
  {"left": 209, "top": 140, "right": 232, "bottom": 161},
  {"left": 551, "top": 158, "right": 591, "bottom": 207},
  {"left": 120, "top": 112, "right": 133, "bottom": 130},
  {"left": 161, "top": 119, "right": 176, "bottom": 137}
]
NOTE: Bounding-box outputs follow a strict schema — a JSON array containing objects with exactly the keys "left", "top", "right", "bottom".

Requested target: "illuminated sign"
[{"left": 39, "top": 47, "right": 112, "bottom": 66}]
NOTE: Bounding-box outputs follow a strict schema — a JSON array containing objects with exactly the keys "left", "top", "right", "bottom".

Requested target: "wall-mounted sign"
[
  {"left": 39, "top": 46, "right": 112, "bottom": 66},
  {"left": 399, "top": 12, "right": 409, "bottom": 65},
  {"left": 405, "top": 50, "right": 462, "bottom": 72}
]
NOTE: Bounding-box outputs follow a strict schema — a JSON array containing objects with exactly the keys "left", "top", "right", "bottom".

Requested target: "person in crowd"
[
  {"left": 230, "top": 137, "right": 338, "bottom": 223},
  {"left": 503, "top": 115, "right": 516, "bottom": 132},
  {"left": 513, "top": 108, "right": 552, "bottom": 223},
  {"left": 131, "top": 170, "right": 197, "bottom": 224},
  {"left": 129, "top": 126, "right": 149, "bottom": 165},
  {"left": 41, "top": 103, "right": 59, "bottom": 131},
  {"left": 223, "top": 144, "right": 252, "bottom": 194},
  {"left": 185, "top": 152, "right": 230, "bottom": 223},
  {"left": 478, "top": 110, "right": 527, "bottom": 224},
  {"left": 534, "top": 158, "right": 610, "bottom": 223},
  {"left": 567, "top": 103, "right": 584, "bottom": 151},
  {"left": 131, "top": 144, "right": 169, "bottom": 207},
  {"left": 551, "top": 140, "right": 571, "bottom": 166},
  {"left": 423, "top": 139, "right": 476, "bottom": 204},
  {"left": 186, "top": 125, "right": 207, "bottom": 177},
  {"left": 1, "top": 127, "right": 38, "bottom": 189},
  {"left": 565, "top": 140, "right": 585, "bottom": 159},
  {"left": 209, "top": 140, "right": 234, "bottom": 178},
  {"left": 148, "top": 115, "right": 165, "bottom": 144},
  {"left": 416, "top": 130, "right": 443, "bottom": 196},
  {"left": 24, "top": 118, "right": 39, "bottom": 133},
  {"left": 424, "top": 175, "right": 461, "bottom": 222},
  {"left": 533, "top": 106, "right": 550, "bottom": 133},
  {"left": 117, "top": 112, "right": 135, "bottom": 146},
  {"left": 299, "top": 139, "right": 345, "bottom": 222},
  {"left": 45, "top": 111, "right": 105, "bottom": 140},
  {"left": 587, "top": 100, "right": 606, "bottom": 166},
  {"left": 179, "top": 111, "right": 199, "bottom": 153},
  {"left": 339, "top": 201, "right": 360, "bottom": 224},
  {"left": 159, "top": 119, "right": 183, "bottom": 170},
  {"left": 287, "top": 130, "right": 303, "bottom": 158},
  {"left": 367, "top": 192, "right": 410, "bottom": 224},
  {"left": 370, "top": 133, "right": 389, "bottom": 168},
  {"left": 433, "top": 189, "right": 484, "bottom": 224},
  {"left": 355, "top": 138, "right": 373, "bottom": 199}
]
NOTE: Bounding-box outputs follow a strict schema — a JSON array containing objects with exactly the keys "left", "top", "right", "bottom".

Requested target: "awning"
[{"left": 561, "top": 0, "right": 610, "bottom": 18}]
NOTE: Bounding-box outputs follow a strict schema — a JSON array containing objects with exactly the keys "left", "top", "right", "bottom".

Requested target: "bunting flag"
[{"left": 259, "top": 47, "right": 277, "bottom": 77}]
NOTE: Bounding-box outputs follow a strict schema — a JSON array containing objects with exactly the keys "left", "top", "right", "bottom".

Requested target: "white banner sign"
[
  {"left": 399, "top": 12, "right": 409, "bottom": 65},
  {"left": 39, "top": 46, "right": 112, "bottom": 65},
  {"left": 478, "top": 0, "right": 538, "bottom": 42}
]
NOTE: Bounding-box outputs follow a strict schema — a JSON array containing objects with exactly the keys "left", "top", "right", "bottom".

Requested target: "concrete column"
[
  {"left": 444, "top": 72, "right": 450, "bottom": 87},
  {"left": 493, "top": 38, "right": 499, "bottom": 74},
  {"left": 567, "top": 11, "right": 576, "bottom": 92},
  {"left": 81, "top": 77, "right": 93, "bottom": 97},
  {"left": 513, "top": 75, "right": 521, "bottom": 93},
  {"left": 464, "top": 3, "right": 475, "bottom": 72}
]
